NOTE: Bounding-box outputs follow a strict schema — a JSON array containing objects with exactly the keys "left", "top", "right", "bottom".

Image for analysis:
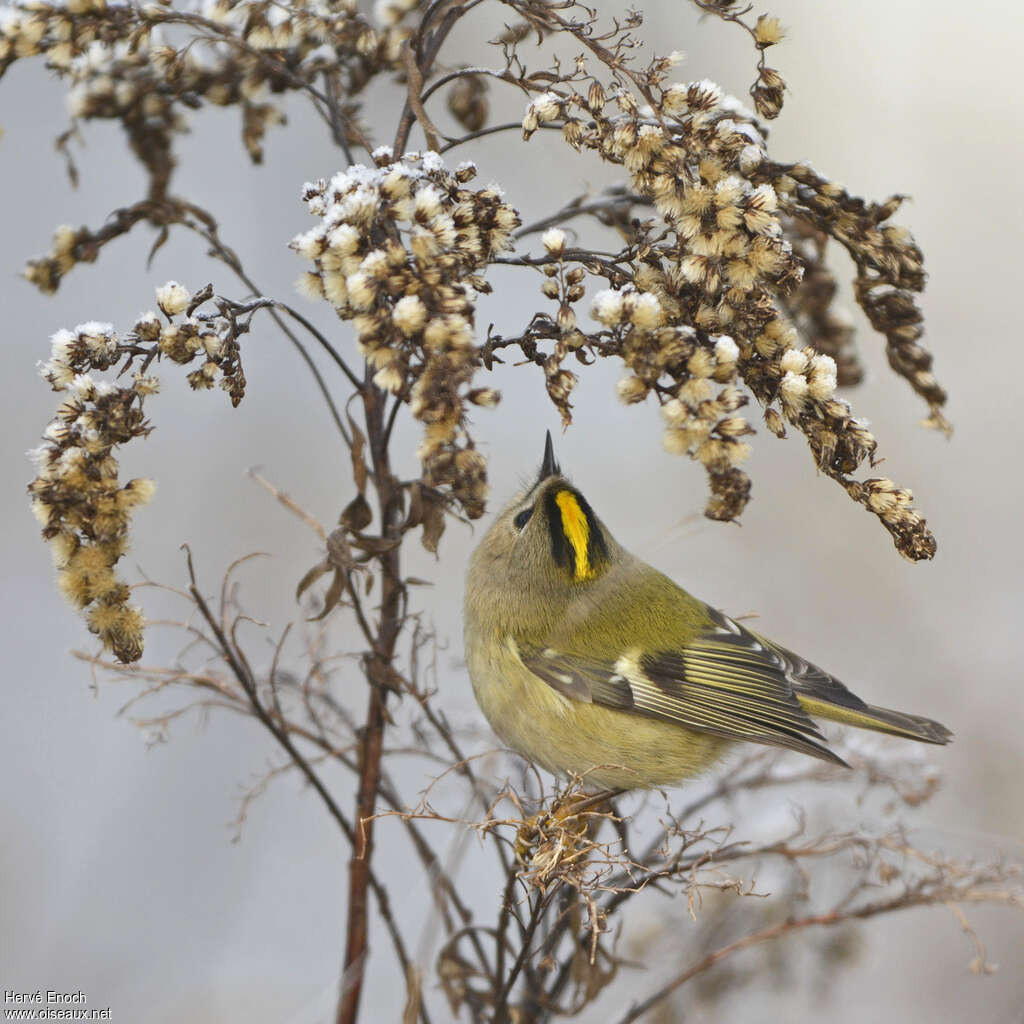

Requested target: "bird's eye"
[{"left": 514, "top": 507, "right": 533, "bottom": 531}]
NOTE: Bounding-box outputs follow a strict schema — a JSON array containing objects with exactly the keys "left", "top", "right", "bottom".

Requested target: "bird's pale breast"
[{"left": 465, "top": 632, "right": 731, "bottom": 790}]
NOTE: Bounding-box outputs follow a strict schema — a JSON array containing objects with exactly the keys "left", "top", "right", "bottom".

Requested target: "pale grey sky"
[{"left": 2, "top": 1, "right": 1023, "bottom": 1021}]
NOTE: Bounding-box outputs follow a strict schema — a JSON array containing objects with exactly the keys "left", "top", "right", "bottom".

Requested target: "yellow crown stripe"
[{"left": 555, "top": 490, "right": 592, "bottom": 580}]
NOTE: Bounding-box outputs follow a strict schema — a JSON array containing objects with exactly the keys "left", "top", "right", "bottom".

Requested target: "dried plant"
[{"left": 10, "top": 0, "right": 1020, "bottom": 1021}]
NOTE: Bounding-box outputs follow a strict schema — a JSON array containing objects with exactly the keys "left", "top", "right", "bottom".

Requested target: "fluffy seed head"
[{"left": 156, "top": 281, "right": 190, "bottom": 317}]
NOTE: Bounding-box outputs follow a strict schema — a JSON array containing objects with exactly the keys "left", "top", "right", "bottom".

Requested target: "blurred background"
[{"left": 1, "top": 0, "right": 1022, "bottom": 1020}]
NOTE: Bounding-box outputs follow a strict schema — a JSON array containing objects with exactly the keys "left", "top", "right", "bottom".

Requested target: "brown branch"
[
  {"left": 402, "top": 41, "right": 442, "bottom": 153},
  {"left": 493, "top": 888, "right": 551, "bottom": 1023},
  {"left": 337, "top": 376, "right": 408, "bottom": 1024},
  {"left": 172, "top": 206, "right": 363, "bottom": 435},
  {"left": 184, "top": 548, "right": 355, "bottom": 843},
  {"left": 180, "top": 547, "right": 422, "bottom": 1023},
  {"left": 393, "top": 0, "right": 475, "bottom": 156},
  {"left": 615, "top": 883, "right": 1019, "bottom": 1024}
]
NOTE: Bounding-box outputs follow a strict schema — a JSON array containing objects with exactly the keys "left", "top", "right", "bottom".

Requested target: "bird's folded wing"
[
  {"left": 520, "top": 606, "right": 847, "bottom": 765},
  {"left": 757, "top": 634, "right": 952, "bottom": 745}
]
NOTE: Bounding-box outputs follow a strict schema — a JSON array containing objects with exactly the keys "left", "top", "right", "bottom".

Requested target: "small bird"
[{"left": 464, "top": 433, "right": 951, "bottom": 791}]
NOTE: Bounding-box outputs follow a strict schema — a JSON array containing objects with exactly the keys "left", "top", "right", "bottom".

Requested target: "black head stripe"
[
  {"left": 544, "top": 488, "right": 573, "bottom": 573},
  {"left": 576, "top": 491, "right": 609, "bottom": 567},
  {"left": 543, "top": 486, "right": 609, "bottom": 578}
]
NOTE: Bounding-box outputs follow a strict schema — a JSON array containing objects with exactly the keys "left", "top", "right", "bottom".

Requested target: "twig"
[{"left": 494, "top": 890, "right": 551, "bottom": 1023}]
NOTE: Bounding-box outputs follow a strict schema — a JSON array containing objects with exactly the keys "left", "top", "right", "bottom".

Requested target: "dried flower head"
[
  {"left": 28, "top": 284, "right": 261, "bottom": 661},
  {"left": 292, "top": 152, "right": 520, "bottom": 518},
  {"left": 508, "top": 38, "right": 946, "bottom": 559},
  {"left": 29, "top": 335, "right": 153, "bottom": 663}
]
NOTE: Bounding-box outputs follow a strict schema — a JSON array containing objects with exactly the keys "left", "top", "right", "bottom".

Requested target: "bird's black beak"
[{"left": 538, "top": 430, "right": 560, "bottom": 481}]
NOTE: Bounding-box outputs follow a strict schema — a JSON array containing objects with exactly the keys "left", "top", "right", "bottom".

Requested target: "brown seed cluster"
[
  {"left": 28, "top": 283, "right": 256, "bottom": 661},
  {"left": 153, "top": 282, "right": 248, "bottom": 406},
  {"left": 29, "top": 324, "right": 154, "bottom": 663},
  {"left": 0, "top": 0, "right": 396, "bottom": 118},
  {"left": 520, "top": 70, "right": 942, "bottom": 558},
  {"left": 4, "top": 0, "right": 406, "bottom": 290},
  {"left": 23, "top": 224, "right": 91, "bottom": 296},
  {"left": 514, "top": 799, "right": 606, "bottom": 892},
  {"left": 292, "top": 151, "right": 520, "bottom": 517},
  {"left": 774, "top": 160, "right": 946, "bottom": 431}
]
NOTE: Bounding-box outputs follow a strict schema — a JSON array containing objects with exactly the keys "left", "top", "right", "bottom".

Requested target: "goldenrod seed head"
[
  {"left": 531, "top": 91, "right": 561, "bottom": 122},
  {"left": 616, "top": 376, "right": 649, "bottom": 404},
  {"left": 120, "top": 478, "right": 156, "bottom": 508},
  {"left": 714, "top": 335, "right": 739, "bottom": 365},
  {"left": 780, "top": 370, "right": 809, "bottom": 410},
  {"left": 293, "top": 228, "right": 325, "bottom": 260},
  {"left": 541, "top": 228, "right": 567, "bottom": 257},
  {"left": 468, "top": 387, "right": 500, "bottom": 407},
  {"left": 630, "top": 292, "right": 663, "bottom": 329},
  {"left": 591, "top": 289, "right": 625, "bottom": 327},
  {"left": 346, "top": 271, "right": 376, "bottom": 310},
  {"left": 779, "top": 348, "right": 808, "bottom": 375},
  {"left": 393, "top": 294, "right": 427, "bottom": 336},
  {"left": 754, "top": 14, "right": 785, "bottom": 47},
  {"left": 662, "top": 427, "right": 690, "bottom": 455},
  {"left": 662, "top": 83, "right": 689, "bottom": 116},
  {"left": 156, "top": 281, "right": 190, "bottom": 317},
  {"left": 296, "top": 272, "right": 325, "bottom": 300},
  {"left": 373, "top": 365, "right": 405, "bottom": 393}
]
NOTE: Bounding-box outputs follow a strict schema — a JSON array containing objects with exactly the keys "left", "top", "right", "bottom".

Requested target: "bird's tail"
[{"left": 796, "top": 695, "right": 952, "bottom": 746}]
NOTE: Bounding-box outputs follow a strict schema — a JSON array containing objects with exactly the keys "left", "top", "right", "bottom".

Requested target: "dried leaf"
[
  {"left": 420, "top": 492, "right": 446, "bottom": 554},
  {"left": 309, "top": 569, "right": 346, "bottom": 621},
  {"left": 569, "top": 940, "right": 618, "bottom": 1006},
  {"left": 404, "top": 482, "right": 425, "bottom": 529},
  {"left": 326, "top": 527, "right": 360, "bottom": 570},
  {"left": 366, "top": 654, "right": 406, "bottom": 694},
  {"left": 297, "top": 526, "right": 365, "bottom": 616},
  {"left": 295, "top": 558, "right": 329, "bottom": 602},
  {"left": 437, "top": 943, "right": 474, "bottom": 1016},
  {"left": 447, "top": 74, "right": 488, "bottom": 133},
  {"left": 403, "top": 39, "right": 441, "bottom": 152},
  {"left": 348, "top": 413, "right": 368, "bottom": 494},
  {"left": 340, "top": 493, "right": 373, "bottom": 532},
  {"left": 402, "top": 965, "right": 423, "bottom": 1024},
  {"left": 350, "top": 533, "right": 401, "bottom": 557}
]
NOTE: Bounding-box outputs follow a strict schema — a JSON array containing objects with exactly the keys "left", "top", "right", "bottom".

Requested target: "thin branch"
[
  {"left": 439, "top": 120, "right": 529, "bottom": 153},
  {"left": 393, "top": 0, "right": 477, "bottom": 156},
  {"left": 494, "top": 890, "right": 551, "bottom": 1023},
  {"left": 174, "top": 207, "right": 359, "bottom": 446},
  {"left": 274, "top": 300, "right": 365, "bottom": 394},
  {"left": 616, "top": 885, "right": 1021, "bottom": 1024}
]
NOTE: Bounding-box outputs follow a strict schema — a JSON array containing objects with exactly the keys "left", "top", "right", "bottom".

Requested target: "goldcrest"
[{"left": 464, "top": 433, "right": 950, "bottom": 790}]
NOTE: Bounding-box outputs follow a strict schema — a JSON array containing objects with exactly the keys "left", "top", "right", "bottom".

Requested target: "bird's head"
[{"left": 467, "top": 433, "right": 615, "bottom": 632}]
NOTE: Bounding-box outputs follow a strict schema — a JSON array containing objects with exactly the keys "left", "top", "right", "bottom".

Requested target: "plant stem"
[{"left": 337, "top": 377, "right": 406, "bottom": 1024}]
